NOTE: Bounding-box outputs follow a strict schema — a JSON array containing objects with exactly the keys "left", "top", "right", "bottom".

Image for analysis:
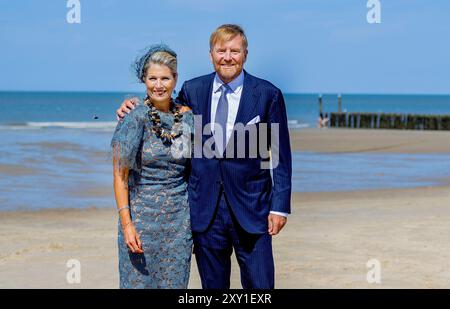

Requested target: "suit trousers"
[{"left": 193, "top": 189, "right": 274, "bottom": 289}]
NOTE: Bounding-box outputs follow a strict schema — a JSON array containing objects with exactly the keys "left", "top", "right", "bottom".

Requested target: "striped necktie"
[{"left": 214, "top": 84, "right": 232, "bottom": 155}]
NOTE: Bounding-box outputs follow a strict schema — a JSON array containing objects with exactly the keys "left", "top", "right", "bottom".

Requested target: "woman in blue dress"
[{"left": 111, "top": 44, "right": 193, "bottom": 289}]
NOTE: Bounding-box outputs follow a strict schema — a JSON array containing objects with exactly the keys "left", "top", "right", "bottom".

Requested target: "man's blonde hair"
[{"left": 209, "top": 24, "right": 248, "bottom": 51}]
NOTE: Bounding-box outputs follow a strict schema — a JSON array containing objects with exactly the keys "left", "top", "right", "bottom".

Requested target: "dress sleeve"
[{"left": 111, "top": 104, "right": 148, "bottom": 171}]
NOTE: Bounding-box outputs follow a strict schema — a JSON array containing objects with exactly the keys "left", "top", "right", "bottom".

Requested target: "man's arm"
[
  {"left": 175, "top": 82, "right": 192, "bottom": 108},
  {"left": 116, "top": 81, "right": 192, "bottom": 120},
  {"left": 268, "top": 88, "right": 292, "bottom": 213},
  {"left": 267, "top": 88, "right": 292, "bottom": 235}
]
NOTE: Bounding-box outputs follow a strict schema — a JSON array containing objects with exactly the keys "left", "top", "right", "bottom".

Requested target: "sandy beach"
[
  {"left": 1, "top": 128, "right": 450, "bottom": 288},
  {"left": 291, "top": 128, "right": 450, "bottom": 154}
]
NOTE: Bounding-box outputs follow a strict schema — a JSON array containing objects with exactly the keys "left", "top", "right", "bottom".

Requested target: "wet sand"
[
  {"left": 1, "top": 128, "right": 450, "bottom": 288},
  {"left": 1, "top": 186, "right": 449, "bottom": 288}
]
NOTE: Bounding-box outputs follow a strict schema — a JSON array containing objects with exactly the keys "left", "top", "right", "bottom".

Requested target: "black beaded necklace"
[{"left": 144, "top": 96, "right": 183, "bottom": 144}]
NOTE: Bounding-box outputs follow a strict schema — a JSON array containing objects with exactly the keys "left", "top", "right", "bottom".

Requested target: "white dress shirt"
[
  {"left": 210, "top": 70, "right": 244, "bottom": 143},
  {"left": 210, "top": 71, "right": 288, "bottom": 218}
]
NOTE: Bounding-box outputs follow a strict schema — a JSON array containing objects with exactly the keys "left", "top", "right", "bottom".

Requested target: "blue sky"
[{"left": 1, "top": 0, "right": 449, "bottom": 94}]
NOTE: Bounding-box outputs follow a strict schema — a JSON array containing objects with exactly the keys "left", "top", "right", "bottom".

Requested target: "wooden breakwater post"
[
  {"left": 329, "top": 112, "right": 450, "bottom": 130},
  {"left": 318, "top": 94, "right": 323, "bottom": 115},
  {"left": 338, "top": 94, "right": 342, "bottom": 113}
]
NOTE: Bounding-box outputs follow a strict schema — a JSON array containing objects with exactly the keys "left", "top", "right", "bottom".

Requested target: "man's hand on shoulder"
[
  {"left": 116, "top": 97, "right": 139, "bottom": 121},
  {"left": 177, "top": 105, "right": 192, "bottom": 114}
]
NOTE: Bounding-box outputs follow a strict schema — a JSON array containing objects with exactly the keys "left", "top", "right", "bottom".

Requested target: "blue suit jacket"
[{"left": 177, "top": 71, "right": 292, "bottom": 234}]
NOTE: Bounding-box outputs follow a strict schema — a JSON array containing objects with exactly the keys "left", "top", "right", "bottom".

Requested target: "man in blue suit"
[{"left": 117, "top": 24, "right": 292, "bottom": 289}]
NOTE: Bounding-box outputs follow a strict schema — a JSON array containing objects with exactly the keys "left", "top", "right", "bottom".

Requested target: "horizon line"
[{"left": 0, "top": 90, "right": 449, "bottom": 96}]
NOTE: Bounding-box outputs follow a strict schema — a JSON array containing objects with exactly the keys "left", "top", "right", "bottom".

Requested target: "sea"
[
  {"left": 2, "top": 92, "right": 450, "bottom": 129},
  {"left": 1, "top": 91, "right": 450, "bottom": 210}
]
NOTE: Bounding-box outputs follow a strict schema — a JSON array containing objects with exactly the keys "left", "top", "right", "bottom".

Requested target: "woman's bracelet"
[{"left": 118, "top": 205, "right": 130, "bottom": 213}]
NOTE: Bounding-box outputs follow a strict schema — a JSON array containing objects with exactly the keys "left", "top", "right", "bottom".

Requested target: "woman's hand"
[{"left": 122, "top": 222, "right": 143, "bottom": 254}]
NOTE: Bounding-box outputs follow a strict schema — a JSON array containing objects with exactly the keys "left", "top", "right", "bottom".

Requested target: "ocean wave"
[
  {"left": 0, "top": 120, "right": 309, "bottom": 130},
  {"left": 288, "top": 120, "right": 310, "bottom": 129},
  {"left": 0, "top": 121, "right": 117, "bottom": 130}
]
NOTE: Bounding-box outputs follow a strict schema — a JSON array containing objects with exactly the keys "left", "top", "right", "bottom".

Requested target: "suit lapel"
[
  {"left": 234, "top": 71, "right": 259, "bottom": 127},
  {"left": 197, "top": 73, "right": 215, "bottom": 137},
  {"left": 196, "top": 73, "right": 215, "bottom": 143}
]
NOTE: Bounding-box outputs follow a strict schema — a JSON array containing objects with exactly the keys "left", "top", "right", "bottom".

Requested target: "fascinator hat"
[{"left": 134, "top": 44, "right": 177, "bottom": 83}]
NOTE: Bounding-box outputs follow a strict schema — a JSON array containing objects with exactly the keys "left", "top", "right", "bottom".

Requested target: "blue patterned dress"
[{"left": 111, "top": 103, "right": 193, "bottom": 289}]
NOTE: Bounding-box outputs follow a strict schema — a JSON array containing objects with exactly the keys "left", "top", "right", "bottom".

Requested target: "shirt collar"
[{"left": 213, "top": 70, "right": 245, "bottom": 94}]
